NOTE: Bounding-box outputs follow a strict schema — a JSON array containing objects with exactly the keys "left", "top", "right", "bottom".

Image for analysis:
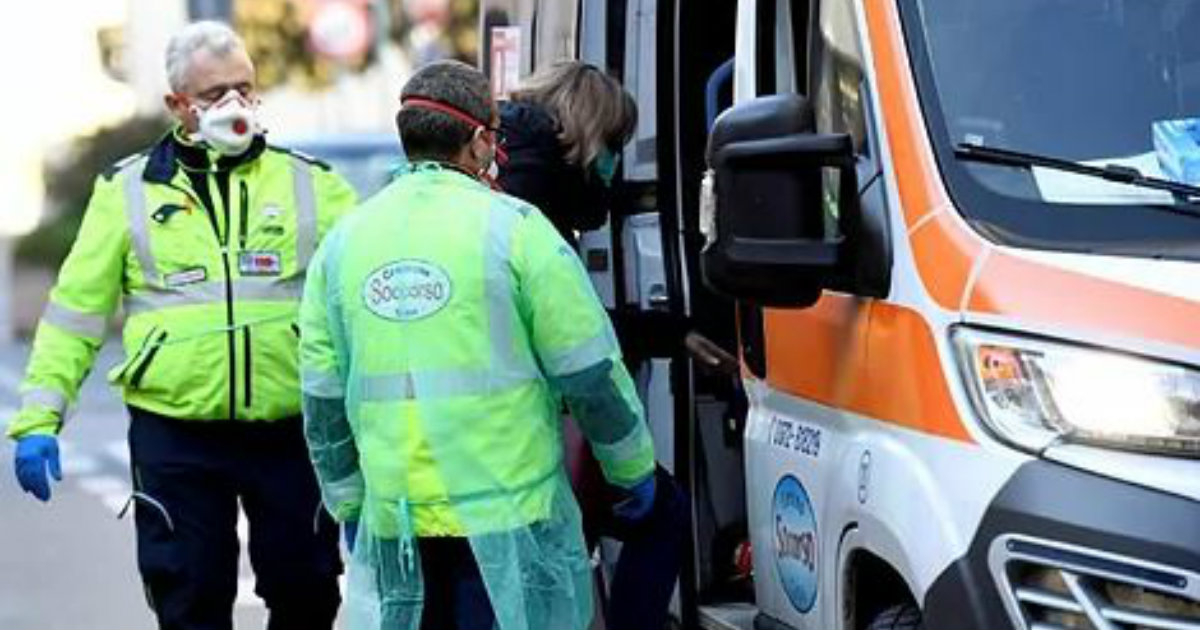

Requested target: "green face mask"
[{"left": 592, "top": 148, "right": 620, "bottom": 187}]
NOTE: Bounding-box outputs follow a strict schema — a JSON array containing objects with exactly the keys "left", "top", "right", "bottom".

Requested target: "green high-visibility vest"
[{"left": 8, "top": 134, "right": 357, "bottom": 439}]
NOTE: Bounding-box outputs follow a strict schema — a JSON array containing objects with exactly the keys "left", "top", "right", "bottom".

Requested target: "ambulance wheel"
[{"left": 865, "top": 603, "right": 922, "bottom": 630}]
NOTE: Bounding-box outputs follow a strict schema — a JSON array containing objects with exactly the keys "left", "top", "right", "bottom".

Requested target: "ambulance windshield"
[{"left": 907, "top": 0, "right": 1200, "bottom": 256}]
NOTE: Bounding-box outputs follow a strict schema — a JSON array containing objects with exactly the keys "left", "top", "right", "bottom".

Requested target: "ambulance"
[{"left": 478, "top": 1, "right": 1200, "bottom": 629}]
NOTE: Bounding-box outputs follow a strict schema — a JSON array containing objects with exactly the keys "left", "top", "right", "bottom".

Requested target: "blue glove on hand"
[
  {"left": 613, "top": 474, "right": 656, "bottom": 522},
  {"left": 14, "top": 435, "right": 62, "bottom": 502},
  {"left": 343, "top": 520, "right": 358, "bottom": 553}
]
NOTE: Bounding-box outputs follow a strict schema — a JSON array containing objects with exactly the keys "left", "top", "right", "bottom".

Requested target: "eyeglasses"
[
  {"left": 192, "top": 81, "right": 256, "bottom": 105},
  {"left": 485, "top": 126, "right": 507, "bottom": 148}
]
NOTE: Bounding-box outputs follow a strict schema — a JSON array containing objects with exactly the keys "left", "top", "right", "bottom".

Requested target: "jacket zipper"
[
  {"left": 130, "top": 331, "right": 170, "bottom": 389},
  {"left": 221, "top": 175, "right": 236, "bottom": 421},
  {"left": 239, "top": 181, "right": 249, "bottom": 251},
  {"left": 243, "top": 326, "right": 253, "bottom": 408},
  {"left": 240, "top": 181, "right": 252, "bottom": 410}
]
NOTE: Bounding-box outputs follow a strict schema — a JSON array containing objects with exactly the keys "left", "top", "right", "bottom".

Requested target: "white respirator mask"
[
  {"left": 473, "top": 126, "right": 502, "bottom": 186},
  {"left": 484, "top": 144, "right": 500, "bottom": 180},
  {"left": 190, "top": 90, "right": 261, "bottom": 156}
]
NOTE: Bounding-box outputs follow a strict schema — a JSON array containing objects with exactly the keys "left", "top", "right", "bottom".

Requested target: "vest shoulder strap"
[
  {"left": 102, "top": 151, "right": 150, "bottom": 181},
  {"left": 266, "top": 144, "right": 331, "bottom": 171}
]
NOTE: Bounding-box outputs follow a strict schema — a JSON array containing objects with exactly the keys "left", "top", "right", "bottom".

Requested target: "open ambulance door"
[
  {"left": 477, "top": 1, "right": 759, "bottom": 627},
  {"left": 655, "top": 1, "right": 765, "bottom": 627}
]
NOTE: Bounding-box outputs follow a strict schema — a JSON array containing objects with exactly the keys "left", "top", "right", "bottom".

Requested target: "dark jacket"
[{"left": 497, "top": 101, "right": 612, "bottom": 245}]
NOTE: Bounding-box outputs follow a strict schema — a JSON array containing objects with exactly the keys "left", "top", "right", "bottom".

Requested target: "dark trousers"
[
  {"left": 418, "top": 537, "right": 495, "bottom": 630},
  {"left": 577, "top": 462, "right": 688, "bottom": 630},
  {"left": 377, "top": 536, "right": 495, "bottom": 630},
  {"left": 127, "top": 407, "right": 342, "bottom": 630}
]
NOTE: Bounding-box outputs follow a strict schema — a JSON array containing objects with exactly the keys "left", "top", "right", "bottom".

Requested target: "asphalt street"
[{"left": 0, "top": 340, "right": 268, "bottom": 629}]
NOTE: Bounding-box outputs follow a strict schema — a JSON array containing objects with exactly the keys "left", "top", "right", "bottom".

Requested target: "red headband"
[
  {"left": 401, "top": 96, "right": 490, "bottom": 130},
  {"left": 399, "top": 95, "right": 508, "bottom": 191}
]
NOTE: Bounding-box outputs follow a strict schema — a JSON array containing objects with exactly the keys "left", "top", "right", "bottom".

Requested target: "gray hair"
[
  {"left": 396, "top": 60, "right": 494, "bottom": 162},
  {"left": 511, "top": 62, "right": 637, "bottom": 167},
  {"left": 165, "top": 21, "right": 245, "bottom": 93}
]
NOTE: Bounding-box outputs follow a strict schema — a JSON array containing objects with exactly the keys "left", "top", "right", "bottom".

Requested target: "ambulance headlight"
[{"left": 953, "top": 328, "right": 1200, "bottom": 456}]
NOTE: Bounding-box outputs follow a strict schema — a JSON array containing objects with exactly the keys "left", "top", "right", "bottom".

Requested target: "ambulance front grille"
[{"left": 989, "top": 535, "right": 1200, "bottom": 630}]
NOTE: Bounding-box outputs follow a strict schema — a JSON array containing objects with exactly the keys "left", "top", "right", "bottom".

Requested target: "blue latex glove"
[
  {"left": 343, "top": 520, "right": 358, "bottom": 553},
  {"left": 14, "top": 435, "right": 62, "bottom": 502},
  {"left": 613, "top": 474, "right": 656, "bottom": 522}
]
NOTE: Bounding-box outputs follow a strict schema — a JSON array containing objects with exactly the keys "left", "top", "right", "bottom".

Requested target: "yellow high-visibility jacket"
[{"left": 7, "top": 132, "right": 357, "bottom": 439}]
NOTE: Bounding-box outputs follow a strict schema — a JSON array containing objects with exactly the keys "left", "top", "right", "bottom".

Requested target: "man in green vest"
[
  {"left": 8, "top": 20, "right": 356, "bottom": 630},
  {"left": 300, "top": 60, "right": 658, "bottom": 630}
]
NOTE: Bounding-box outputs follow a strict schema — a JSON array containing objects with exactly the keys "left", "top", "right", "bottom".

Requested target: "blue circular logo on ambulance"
[
  {"left": 773, "top": 474, "right": 818, "bottom": 613},
  {"left": 363, "top": 260, "right": 452, "bottom": 321}
]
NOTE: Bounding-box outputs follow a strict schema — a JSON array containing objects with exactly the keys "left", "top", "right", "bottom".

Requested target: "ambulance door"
[
  {"left": 663, "top": 0, "right": 754, "bottom": 620},
  {"left": 719, "top": 0, "right": 893, "bottom": 628},
  {"left": 574, "top": 0, "right": 760, "bottom": 622}
]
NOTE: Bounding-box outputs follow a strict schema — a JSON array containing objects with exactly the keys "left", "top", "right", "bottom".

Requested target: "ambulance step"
[{"left": 699, "top": 603, "right": 759, "bottom": 630}]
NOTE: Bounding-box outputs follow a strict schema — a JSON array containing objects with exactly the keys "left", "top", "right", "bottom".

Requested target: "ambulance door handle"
[
  {"left": 685, "top": 331, "right": 739, "bottom": 376},
  {"left": 647, "top": 285, "right": 670, "bottom": 309}
]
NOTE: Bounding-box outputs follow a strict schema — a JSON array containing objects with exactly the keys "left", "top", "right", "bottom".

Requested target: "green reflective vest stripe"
[
  {"left": 41, "top": 302, "right": 108, "bottom": 340},
  {"left": 291, "top": 157, "right": 320, "bottom": 269},
  {"left": 122, "top": 158, "right": 158, "bottom": 287},
  {"left": 301, "top": 366, "right": 344, "bottom": 399},
  {"left": 123, "top": 277, "right": 305, "bottom": 315},
  {"left": 22, "top": 388, "right": 68, "bottom": 417},
  {"left": 7, "top": 138, "right": 356, "bottom": 440}
]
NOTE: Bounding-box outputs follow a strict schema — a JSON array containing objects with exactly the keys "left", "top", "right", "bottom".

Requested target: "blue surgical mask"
[{"left": 592, "top": 148, "right": 620, "bottom": 187}]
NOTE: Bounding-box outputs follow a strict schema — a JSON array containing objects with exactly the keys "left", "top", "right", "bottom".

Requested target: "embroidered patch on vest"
[
  {"left": 238, "top": 251, "right": 283, "bottom": 276},
  {"left": 151, "top": 203, "right": 188, "bottom": 224},
  {"left": 363, "top": 260, "right": 453, "bottom": 322}
]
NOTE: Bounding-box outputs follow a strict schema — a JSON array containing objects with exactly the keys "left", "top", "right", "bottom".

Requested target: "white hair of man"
[{"left": 164, "top": 20, "right": 245, "bottom": 93}]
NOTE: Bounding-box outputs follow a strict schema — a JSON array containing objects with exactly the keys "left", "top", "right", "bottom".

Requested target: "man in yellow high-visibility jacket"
[
  {"left": 7, "top": 21, "right": 356, "bottom": 630},
  {"left": 300, "top": 60, "right": 658, "bottom": 630}
]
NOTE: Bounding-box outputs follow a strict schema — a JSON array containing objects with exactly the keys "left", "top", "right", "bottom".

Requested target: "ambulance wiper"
[{"left": 954, "top": 142, "right": 1200, "bottom": 206}]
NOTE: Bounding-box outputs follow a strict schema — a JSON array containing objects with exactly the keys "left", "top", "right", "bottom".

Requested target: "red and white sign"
[
  {"left": 490, "top": 26, "right": 521, "bottom": 100},
  {"left": 309, "top": 0, "right": 371, "bottom": 61},
  {"left": 406, "top": 0, "right": 449, "bottom": 24}
]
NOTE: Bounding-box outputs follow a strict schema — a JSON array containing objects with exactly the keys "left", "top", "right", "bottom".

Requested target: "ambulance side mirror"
[{"left": 700, "top": 94, "right": 858, "bottom": 308}]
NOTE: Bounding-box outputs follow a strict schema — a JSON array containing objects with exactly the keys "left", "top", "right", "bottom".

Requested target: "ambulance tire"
[{"left": 865, "top": 603, "right": 923, "bottom": 630}]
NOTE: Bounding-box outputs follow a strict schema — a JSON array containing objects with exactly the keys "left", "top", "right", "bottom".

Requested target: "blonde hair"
[{"left": 510, "top": 62, "right": 637, "bottom": 167}]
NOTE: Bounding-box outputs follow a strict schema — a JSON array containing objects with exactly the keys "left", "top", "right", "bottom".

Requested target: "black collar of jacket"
[
  {"left": 143, "top": 131, "right": 267, "bottom": 184},
  {"left": 500, "top": 101, "right": 562, "bottom": 151}
]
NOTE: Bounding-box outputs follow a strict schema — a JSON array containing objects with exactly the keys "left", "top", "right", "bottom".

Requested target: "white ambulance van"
[{"left": 478, "top": 1, "right": 1200, "bottom": 629}]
